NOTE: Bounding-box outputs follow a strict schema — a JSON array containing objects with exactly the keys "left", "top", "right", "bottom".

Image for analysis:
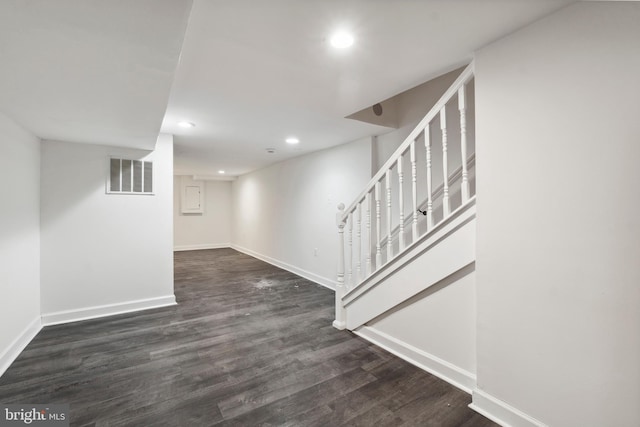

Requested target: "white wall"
[
  {"left": 364, "top": 269, "right": 476, "bottom": 390},
  {"left": 474, "top": 3, "right": 640, "bottom": 426},
  {"left": 368, "top": 269, "right": 476, "bottom": 374},
  {"left": 0, "top": 112, "right": 41, "bottom": 374},
  {"left": 173, "top": 176, "right": 232, "bottom": 250},
  {"left": 40, "top": 134, "right": 175, "bottom": 323},
  {"left": 231, "top": 137, "right": 371, "bottom": 288}
]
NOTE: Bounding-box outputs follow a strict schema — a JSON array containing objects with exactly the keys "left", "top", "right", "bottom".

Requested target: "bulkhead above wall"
[{"left": 346, "top": 66, "right": 466, "bottom": 129}]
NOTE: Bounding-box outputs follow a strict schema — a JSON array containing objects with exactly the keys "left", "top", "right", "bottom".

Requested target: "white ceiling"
[
  {"left": 164, "top": 0, "right": 576, "bottom": 176},
  {"left": 0, "top": 0, "right": 576, "bottom": 172},
  {"left": 0, "top": 0, "right": 192, "bottom": 150}
]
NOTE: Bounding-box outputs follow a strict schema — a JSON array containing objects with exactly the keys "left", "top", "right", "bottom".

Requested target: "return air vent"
[{"left": 107, "top": 157, "right": 153, "bottom": 195}]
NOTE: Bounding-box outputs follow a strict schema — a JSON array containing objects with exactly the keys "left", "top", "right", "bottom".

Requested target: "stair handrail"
[{"left": 338, "top": 62, "right": 474, "bottom": 222}]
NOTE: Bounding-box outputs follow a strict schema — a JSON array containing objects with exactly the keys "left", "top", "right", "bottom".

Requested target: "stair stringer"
[{"left": 343, "top": 199, "right": 476, "bottom": 330}]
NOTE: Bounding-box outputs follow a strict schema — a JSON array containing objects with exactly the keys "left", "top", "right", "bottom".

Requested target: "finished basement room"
[{"left": 0, "top": 1, "right": 638, "bottom": 426}]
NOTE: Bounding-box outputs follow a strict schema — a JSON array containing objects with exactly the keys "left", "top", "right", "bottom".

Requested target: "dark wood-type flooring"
[{"left": 0, "top": 248, "right": 497, "bottom": 426}]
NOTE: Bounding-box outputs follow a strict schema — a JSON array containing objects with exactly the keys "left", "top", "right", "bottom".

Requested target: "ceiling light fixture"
[
  {"left": 330, "top": 31, "right": 354, "bottom": 49},
  {"left": 218, "top": 170, "right": 225, "bottom": 174},
  {"left": 285, "top": 137, "right": 299, "bottom": 144},
  {"left": 177, "top": 121, "right": 195, "bottom": 128}
]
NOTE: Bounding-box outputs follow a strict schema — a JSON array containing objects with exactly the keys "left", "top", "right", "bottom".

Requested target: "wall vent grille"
[{"left": 107, "top": 157, "right": 153, "bottom": 195}]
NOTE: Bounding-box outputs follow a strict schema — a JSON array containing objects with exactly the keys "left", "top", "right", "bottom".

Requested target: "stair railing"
[{"left": 333, "top": 62, "right": 475, "bottom": 330}]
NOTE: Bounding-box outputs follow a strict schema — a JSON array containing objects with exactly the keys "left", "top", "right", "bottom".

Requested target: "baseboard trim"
[
  {"left": 230, "top": 244, "right": 336, "bottom": 291},
  {"left": 174, "top": 243, "right": 230, "bottom": 251},
  {"left": 41, "top": 295, "right": 177, "bottom": 326},
  {"left": 470, "top": 388, "right": 548, "bottom": 427},
  {"left": 0, "top": 317, "right": 42, "bottom": 378},
  {"left": 354, "top": 325, "right": 476, "bottom": 394},
  {"left": 332, "top": 320, "right": 346, "bottom": 330}
]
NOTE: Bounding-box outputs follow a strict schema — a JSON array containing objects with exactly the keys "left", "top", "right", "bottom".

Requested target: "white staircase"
[{"left": 333, "top": 62, "right": 476, "bottom": 332}]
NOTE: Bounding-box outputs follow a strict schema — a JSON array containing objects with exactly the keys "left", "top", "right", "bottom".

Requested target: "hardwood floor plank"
[{"left": 0, "top": 248, "right": 498, "bottom": 426}]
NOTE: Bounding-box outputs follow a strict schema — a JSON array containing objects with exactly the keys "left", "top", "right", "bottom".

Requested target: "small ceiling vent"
[{"left": 372, "top": 103, "right": 383, "bottom": 116}]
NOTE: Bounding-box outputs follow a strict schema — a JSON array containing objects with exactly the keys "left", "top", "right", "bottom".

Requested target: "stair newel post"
[
  {"left": 397, "top": 156, "right": 405, "bottom": 251},
  {"left": 356, "top": 202, "right": 362, "bottom": 283},
  {"left": 410, "top": 141, "right": 418, "bottom": 243},
  {"left": 459, "top": 86, "right": 470, "bottom": 202},
  {"left": 374, "top": 181, "right": 382, "bottom": 269},
  {"left": 425, "top": 124, "right": 434, "bottom": 228},
  {"left": 365, "top": 192, "right": 372, "bottom": 276},
  {"left": 333, "top": 203, "right": 347, "bottom": 330},
  {"left": 440, "top": 107, "right": 450, "bottom": 216},
  {"left": 385, "top": 170, "right": 393, "bottom": 261}
]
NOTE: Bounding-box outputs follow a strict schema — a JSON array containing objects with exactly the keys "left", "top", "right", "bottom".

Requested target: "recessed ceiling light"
[
  {"left": 330, "top": 31, "right": 354, "bottom": 49},
  {"left": 285, "top": 137, "right": 300, "bottom": 144},
  {"left": 177, "top": 121, "right": 195, "bottom": 128},
  {"left": 218, "top": 170, "right": 225, "bottom": 174}
]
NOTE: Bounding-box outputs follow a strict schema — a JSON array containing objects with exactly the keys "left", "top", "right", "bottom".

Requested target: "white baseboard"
[
  {"left": 470, "top": 388, "right": 548, "bottom": 427},
  {"left": 174, "top": 243, "right": 230, "bottom": 251},
  {"left": 230, "top": 244, "right": 336, "bottom": 291},
  {"left": 332, "top": 320, "right": 346, "bottom": 330},
  {"left": 0, "top": 317, "right": 42, "bottom": 378},
  {"left": 41, "top": 295, "right": 177, "bottom": 326},
  {"left": 354, "top": 325, "right": 476, "bottom": 394}
]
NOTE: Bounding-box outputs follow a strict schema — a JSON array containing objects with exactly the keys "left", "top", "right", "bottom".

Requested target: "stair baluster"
[
  {"left": 356, "top": 202, "right": 362, "bottom": 283},
  {"left": 459, "top": 86, "right": 470, "bottom": 202},
  {"left": 347, "top": 211, "right": 353, "bottom": 289},
  {"left": 441, "top": 107, "right": 450, "bottom": 216},
  {"left": 375, "top": 181, "right": 382, "bottom": 270},
  {"left": 366, "top": 192, "right": 372, "bottom": 276},
  {"left": 410, "top": 141, "right": 418, "bottom": 243},
  {"left": 386, "top": 170, "right": 393, "bottom": 261},
  {"left": 425, "top": 124, "right": 434, "bottom": 228},
  {"left": 397, "top": 156, "right": 405, "bottom": 251}
]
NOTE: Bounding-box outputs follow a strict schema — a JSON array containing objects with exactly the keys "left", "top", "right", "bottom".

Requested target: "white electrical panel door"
[
  {"left": 181, "top": 178, "right": 205, "bottom": 213},
  {"left": 184, "top": 186, "right": 201, "bottom": 210}
]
